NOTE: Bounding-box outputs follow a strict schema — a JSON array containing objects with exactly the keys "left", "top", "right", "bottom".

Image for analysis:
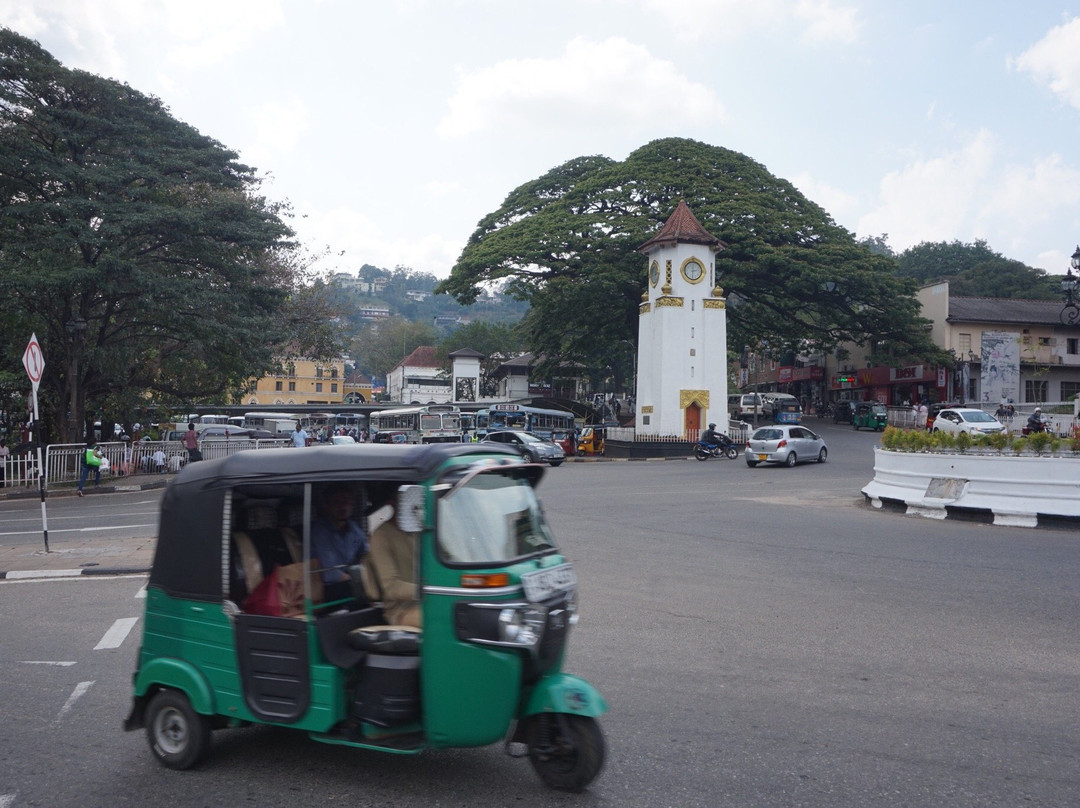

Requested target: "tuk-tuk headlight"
[
  {"left": 498, "top": 606, "right": 546, "bottom": 647},
  {"left": 454, "top": 601, "right": 547, "bottom": 652}
]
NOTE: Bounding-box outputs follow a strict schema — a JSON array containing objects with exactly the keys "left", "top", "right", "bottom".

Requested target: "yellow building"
[{"left": 244, "top": 358, "right": 348, "bottom": 406}]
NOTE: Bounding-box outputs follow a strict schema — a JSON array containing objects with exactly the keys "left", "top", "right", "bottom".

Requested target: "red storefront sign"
[{"left": 779, "top": 366, "right": 824, "bottom": 382}]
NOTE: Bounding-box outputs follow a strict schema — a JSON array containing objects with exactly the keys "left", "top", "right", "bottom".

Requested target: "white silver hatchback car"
[
  {"left": 745, "top": 425, "right": 828, "bottom": 468},
  {"left": 930, "top": 408, "right": 1006, "bottom": 436}
]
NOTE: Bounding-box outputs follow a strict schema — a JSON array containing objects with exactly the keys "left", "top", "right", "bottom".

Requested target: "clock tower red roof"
[{"left": 637, "top": 199, "right": 724, "bottom": 254}]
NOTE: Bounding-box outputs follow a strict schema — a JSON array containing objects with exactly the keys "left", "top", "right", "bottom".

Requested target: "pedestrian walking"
[
  {"left": 290, "top": 422, "right": 309, "bottom": 448},
  {"left": 182, "top": 422, "right": 201, "bottom": 462},
  {"left": 77, "top": 440, "right": 104, "bottom": 496}
]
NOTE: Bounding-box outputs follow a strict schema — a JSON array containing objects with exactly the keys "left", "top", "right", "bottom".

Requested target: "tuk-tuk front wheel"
[
  {"left": 146, "top": 689, "right": 211, "bottom": 770},
  {"left": 526, "top": 713, "right": 605, "bottom": 792}
]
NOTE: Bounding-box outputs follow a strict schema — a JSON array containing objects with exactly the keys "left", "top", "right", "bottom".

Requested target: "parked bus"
[
  {"left": 333, "top": 413, "right": 367, "bottom": 434},
  {"left": 486, "top": 404, "right": 575, "bottom": 442},
  {"left": 369, "top": 404, "right": 462, "bottom": 444}
]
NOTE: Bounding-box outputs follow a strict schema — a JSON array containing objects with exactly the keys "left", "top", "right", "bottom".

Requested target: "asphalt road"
[{"left": 1, "top": 420, "right": 1078, "bottom": 807}]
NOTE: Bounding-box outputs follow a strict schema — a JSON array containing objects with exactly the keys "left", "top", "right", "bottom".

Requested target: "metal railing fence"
[{"left": 1, "top": 438, "right": 290, "bottom": 492}]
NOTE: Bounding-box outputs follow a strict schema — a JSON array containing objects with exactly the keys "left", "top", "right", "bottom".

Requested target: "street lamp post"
[{"left": 1061, "top": 246, "right": 1080, "bottom": 325}]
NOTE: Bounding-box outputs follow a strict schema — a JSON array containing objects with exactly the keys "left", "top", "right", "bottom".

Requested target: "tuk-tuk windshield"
[{"left": 437, "top": 472, "right": 556, "bottom": 564}]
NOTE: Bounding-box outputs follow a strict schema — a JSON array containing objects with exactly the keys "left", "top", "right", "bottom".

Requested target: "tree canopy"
[
  {"left": 896, "top": 239, "right": 1060, "bottom": 299},
  {"left": 0, "top": 29, "right": 339, "bottom": 441},
  {"left": 437, "top": 137, "right": 944, "bottom": 378}
]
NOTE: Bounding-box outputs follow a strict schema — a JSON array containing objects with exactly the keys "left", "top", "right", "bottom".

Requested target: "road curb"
[
  {"left": 0, "top": 566, "right": 151, "bottom": 581},
  {"left": 0, "top": 479, "right": 169, "bottom": 501}
]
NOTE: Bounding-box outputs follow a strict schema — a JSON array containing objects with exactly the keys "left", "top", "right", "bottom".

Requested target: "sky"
[{"left": 3, "top": 1, "right": 1080, "bottom": 281}]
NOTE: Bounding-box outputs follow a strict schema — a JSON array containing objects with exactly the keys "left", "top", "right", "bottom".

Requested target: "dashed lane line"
[
  {"left": 94, "top": 617, "right": 139, "bottom": 650},
  {"left": 53, "top": 681, "right": 93, "bottom": 727}
]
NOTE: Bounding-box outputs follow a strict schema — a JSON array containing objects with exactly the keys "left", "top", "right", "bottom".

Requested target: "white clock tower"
[{"left": 634, "top": 200, "right": 728, "bottom": 438}]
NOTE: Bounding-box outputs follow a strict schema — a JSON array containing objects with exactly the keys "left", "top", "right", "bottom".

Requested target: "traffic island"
[{"left": 862, "top": 447, "right": 1080, "bottom": 528}]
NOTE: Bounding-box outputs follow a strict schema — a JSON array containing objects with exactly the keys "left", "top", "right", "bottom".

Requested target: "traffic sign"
[{"left": 23, "top": 333, "right": 44, "bottom": 387}]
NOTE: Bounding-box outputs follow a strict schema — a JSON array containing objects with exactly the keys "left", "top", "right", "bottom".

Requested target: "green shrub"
[
  {"left": 1010, "top": 435, "right": 1029, "bottom": 454},
  {"left": 927, "top": 429, "right": 954, "bottom": 450},
  {"left": 880, "top": 426, "right": 903, "bottom": 450},
  {"left": 1027, "top": 431, "right": 1052, "bottom": 454},
  {"left": 987, "top": 431, "right": 1010, "bottom": 450},
  {"left": 954, "top": 431, "right": 973, "bottom": 452},
  {"left": 1070, "top": 433, "right": 1080, "bottom": 452}
]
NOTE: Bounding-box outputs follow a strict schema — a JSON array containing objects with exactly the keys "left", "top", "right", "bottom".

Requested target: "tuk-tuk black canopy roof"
[{"left": 152, "top": 443, "right": 519, "bottom": 602}]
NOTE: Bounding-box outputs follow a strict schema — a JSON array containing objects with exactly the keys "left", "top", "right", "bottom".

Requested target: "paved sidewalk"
[
  {"left": 0, "top": 534, "right": 155, "bottom": 580},
  {"left": 0, "top": 478, "right": 165, "bottom": 581}
]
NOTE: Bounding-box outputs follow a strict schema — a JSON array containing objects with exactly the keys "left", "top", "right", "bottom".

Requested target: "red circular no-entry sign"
[{"left": 23, "top": 334, "right": 45, "bottom": 386}]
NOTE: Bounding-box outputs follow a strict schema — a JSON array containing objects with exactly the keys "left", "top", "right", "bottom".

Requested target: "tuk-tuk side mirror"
[{"left": 397, "top": 485, "right": 426, "bottom": 533}]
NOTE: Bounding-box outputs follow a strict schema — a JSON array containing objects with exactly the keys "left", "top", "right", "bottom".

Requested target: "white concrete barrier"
[{"left": 862, "top": 447, "right": 1080, "bottom": 528}]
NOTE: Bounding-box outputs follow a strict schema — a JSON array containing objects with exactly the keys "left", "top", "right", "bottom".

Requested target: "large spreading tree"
[
  {"left": 0, "top": 29, "right": 339, "bottom": 442},
  {"left": 437, "top": 137, "right": 945, "bottom": 380}
]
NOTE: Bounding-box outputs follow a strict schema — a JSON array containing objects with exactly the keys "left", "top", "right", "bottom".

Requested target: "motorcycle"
[{"left": 694, "top": 436, "right": 739, "bottom": 461}]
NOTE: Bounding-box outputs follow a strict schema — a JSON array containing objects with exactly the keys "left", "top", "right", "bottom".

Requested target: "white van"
[
  {"left": 729, "top": 394, "right": 764, "bottom": 419},
  {"left": 761, "top": 393, "right": 799, "bottom": 417}
]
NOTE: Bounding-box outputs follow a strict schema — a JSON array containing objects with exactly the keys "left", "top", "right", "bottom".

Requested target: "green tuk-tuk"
[
  {"left": 124, "top": 443, "right": 606, "bottom": 791},
  {"left": 852, "top": 402, "right": 888, "bottom": 431}
]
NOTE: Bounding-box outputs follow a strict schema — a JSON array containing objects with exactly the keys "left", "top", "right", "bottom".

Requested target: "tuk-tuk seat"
[
  {"left": 316, "top": 606, "right": 386, "bottom": 668},
  {"left": 347, "top": 625, "right": 421, "bottom": 656},
  {"left": 230, "top": 527, "right": 302, "bottom": 605}
]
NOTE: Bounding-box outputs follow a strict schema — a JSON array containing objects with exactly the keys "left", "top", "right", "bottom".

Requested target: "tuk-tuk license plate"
[
  {"left": 758, "top": 454, "right": 767, "bottom": 461},
  {"left": 521, "top": 564, "right": 577, "bottom": 602}
]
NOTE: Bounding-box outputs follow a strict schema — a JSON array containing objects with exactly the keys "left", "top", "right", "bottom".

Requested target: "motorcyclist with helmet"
[
  {"left": 1027, "top": 407, "right": 1047, "bottom": 434},
  {"left": 701, "top": 423, "right": 722, "bottom": 448}
]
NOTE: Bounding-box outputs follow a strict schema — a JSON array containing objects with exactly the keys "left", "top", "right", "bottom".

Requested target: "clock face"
[
  {"left": 682, "top": 259, "right": 704, "bottom": 283},
  {"left": 649, "top": 261, "right": 660, "bottom": 287}
]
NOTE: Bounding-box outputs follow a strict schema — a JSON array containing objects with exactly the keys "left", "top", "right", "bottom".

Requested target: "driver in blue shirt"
[{"left": 310, "top": 483, "right": 368, "bottom": 600}]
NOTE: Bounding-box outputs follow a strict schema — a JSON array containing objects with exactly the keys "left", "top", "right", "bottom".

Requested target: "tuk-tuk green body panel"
[
  {"left": 132, "top": 657, "right": 216, "bottom": 715},
  {"left": 523, "top": 672, "right": 608, "bottom": 718},
  {"left": 137, "top": 588, "right": 346, "bottom": 732}
]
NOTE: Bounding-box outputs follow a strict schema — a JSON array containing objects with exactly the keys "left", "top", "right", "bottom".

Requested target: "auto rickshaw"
[
  {"left": 852, "top": 402, "right": 888, "bottom": 431},
  {"left": 772, "top": 400, "right": 803, "bottom": 424},
  {"left": 124, "top": 443, "right": 606, "bottom": 791},
  {"left": 576, "top": 426, "right": 605, "bottom": 457}
]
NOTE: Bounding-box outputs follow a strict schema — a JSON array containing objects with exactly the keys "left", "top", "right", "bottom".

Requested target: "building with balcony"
[{"left": 245, "top": 358, "right": 347, "bottom": 406}]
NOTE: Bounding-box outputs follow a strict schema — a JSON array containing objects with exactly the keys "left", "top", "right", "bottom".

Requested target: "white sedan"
[{"left": 930, "top": 408, "right": 1006, "bottom": 436}]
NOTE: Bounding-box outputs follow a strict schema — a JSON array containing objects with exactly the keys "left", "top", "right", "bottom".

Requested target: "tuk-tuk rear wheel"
[
  {"left": 146, "top": 689, "right": 211, "bottom": 770},
  {"left": 526, "top": 713, "right": 605, "bottom": 792}
]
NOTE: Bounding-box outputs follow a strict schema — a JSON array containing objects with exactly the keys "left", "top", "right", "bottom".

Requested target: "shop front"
[
  {"left": 778, "top": 365, "right": 825, "bottom": 408},
  {"left": 829, "top": 364, "right": 944, "bottom": 405}
]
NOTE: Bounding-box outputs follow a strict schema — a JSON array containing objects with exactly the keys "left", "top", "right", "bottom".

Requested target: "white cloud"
[
  {"left": 1014, "top": 16, "right": 1080, "bottom": 110},
  {"left": 856, "top": 131, "right": 996, "bottom": 249},
  {"left": 242, "top": 97, "right": 310, "bottom": 167},
  {"left": 640, "top": 0, "right": 860, "bottom": 44},
  {"left": 857, "top": 131, "right": 1080, "bottom": 263},
  {"left": 796, "top": 0, "right": 861, "bottom": 45},
  {"left": 0, "top": 0, "right": 284, "bottom": 79},
  {"left": 790, "top": 171, "right": 859, "bottom": 221},
  {"left": 297, "top": 204, "right": 462, "bottom": 279},
  {"left": 436, "top": 36, "right": 724, "bottom": 138}
]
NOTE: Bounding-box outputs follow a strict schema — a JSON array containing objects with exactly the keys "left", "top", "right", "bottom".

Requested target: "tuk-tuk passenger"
[
  {"left": 367, "top": 487, "right": 421, "bottom": 628},
  {"left": 310, "top": 483, "right": 368, "bottom": 600}
]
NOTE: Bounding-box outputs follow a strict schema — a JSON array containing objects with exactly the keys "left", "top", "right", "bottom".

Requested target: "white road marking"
[
  {"left": 22, "top": 661, "right": 77, "bottom": 666},
  {"left": 94, "top": 617, "right": 139, "bottom": 650},
  {"left": 6, "top": 569, "right": 84, "bottom": 579},
  {"left": 0, "top": 793, "right": 15, "bottom": 808},
  {"left": 53, "top": 680, "right": 93, "bottom": 727},
  {"left": 135, "top": 584, "right": 147, "bottom": 598},
  {"left": 0, "top": 523, "right": 156, "bottom": 538}
]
